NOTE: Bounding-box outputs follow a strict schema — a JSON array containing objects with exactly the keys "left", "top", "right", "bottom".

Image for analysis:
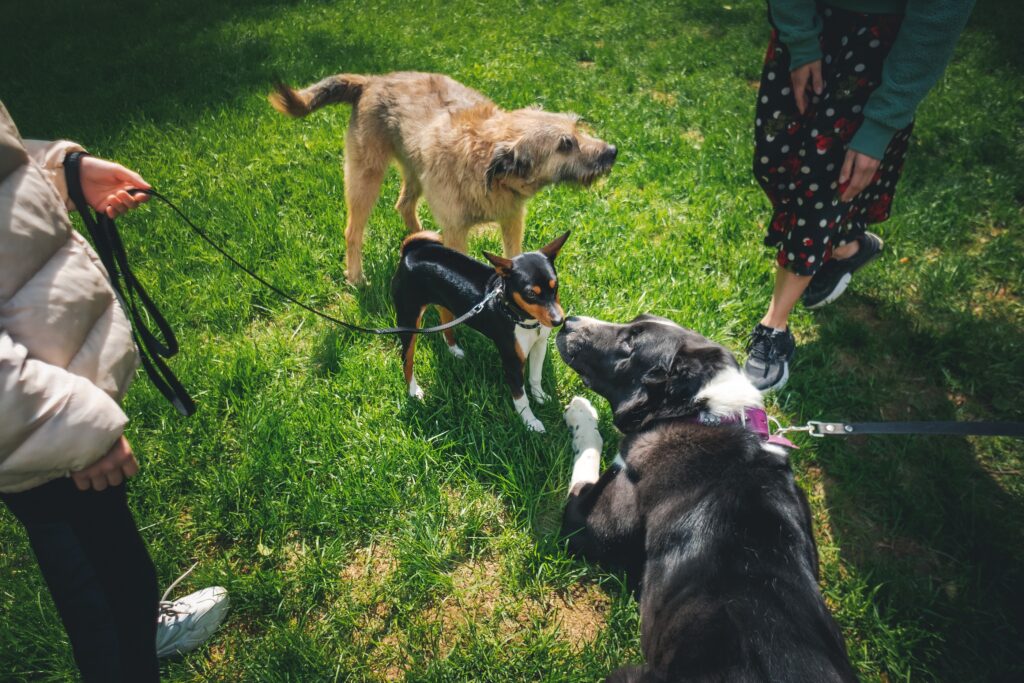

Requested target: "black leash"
[
  {"left": 65, "top": 153, "right": 195, "bottom": 416},
  {"left": 776, "top": 420, "right": 1024, "bottom": 439},
  {"left": 127, "top": 187, "right": 501, "bottom": 336},
  {"left": 63, "top": 159, "right": 503, "bottom": 416}
]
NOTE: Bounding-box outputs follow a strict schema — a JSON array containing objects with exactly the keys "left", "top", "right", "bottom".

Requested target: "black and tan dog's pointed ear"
[
  {"left": 482, "top": 251, "right": 514, "bottom": 276},
  {"left": 539, "top": 231, "right": 571, "bottom": 261}
]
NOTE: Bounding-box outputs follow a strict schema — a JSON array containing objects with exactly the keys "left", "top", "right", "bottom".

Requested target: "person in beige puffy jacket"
[{"left": 0, "top": 101, "right": 226, "bottom": 681}]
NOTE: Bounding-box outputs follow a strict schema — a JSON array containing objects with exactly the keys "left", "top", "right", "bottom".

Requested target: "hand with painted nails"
[
  {"left": 838, "top": 149, "right": 881, "bottom": 202},
  {"left": 71, "top": 435, "right": 140, "bottom": 491},
  {"left": 790, "top": 60, "right": 823, "bottom": 115},
  {"left": 79, "top": 155, "right": 151, "bottom": 218}
]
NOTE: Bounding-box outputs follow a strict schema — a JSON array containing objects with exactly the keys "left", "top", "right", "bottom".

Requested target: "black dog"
[
  {"left": 556, "top": 314, "right": 858, "bottom": 682},
  {"left": 391, "top": 231, "right": 568, "bottom": 431}
]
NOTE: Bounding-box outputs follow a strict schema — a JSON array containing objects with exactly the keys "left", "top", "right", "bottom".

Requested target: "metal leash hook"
[{"left": 807, "top": 421, "right": 854, "bottom": 437}]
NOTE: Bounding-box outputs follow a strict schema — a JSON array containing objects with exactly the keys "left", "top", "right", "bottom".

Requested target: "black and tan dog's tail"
[
  {"left": 399, "top": 231, "right": 443, "bottom": 257},
  {"left": 269, "top": 74, "right": 369, "bottom": 117}
]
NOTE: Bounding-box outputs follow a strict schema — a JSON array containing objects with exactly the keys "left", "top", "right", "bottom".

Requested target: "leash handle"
[
  {"left": 64, "top": 155, "right": 195, "bottom": 416},
  {"left": 128, "top": 188, "right": 500, "bottom": 336}
]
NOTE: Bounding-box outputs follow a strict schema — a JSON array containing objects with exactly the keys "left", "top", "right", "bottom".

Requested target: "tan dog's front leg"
[
  {"left": 395, "top": 172, "right": 423, "bottom": 234},
  {"left": 499, "top": 211, "right": 525, "bottom": 257},
  {"left": 442, "top": 225, "right": 470, "bottom": 254},
  {"left": 343, "top": 163, "right": 387, "bottom": 285}
]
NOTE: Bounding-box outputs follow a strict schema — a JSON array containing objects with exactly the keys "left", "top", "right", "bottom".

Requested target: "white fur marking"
[
  {"left": 514, "top": 393, "right": 545, "bottom": 432},
  {"left": 408, "top": 374, "right": 424, "bottom": 400},
  {"left": 527, "top": 325, "right": 552, "bottom": 403},
  {"left": 761, "top": 443, "right": 788, "bottom": 457},
  {"left": 695, "top": 366, "right": 763, "bottom": 418},
  {"left": 564, "top": 396, "right": 601, "bottom": 488},
  {"left": 447, "top": 344, "right": 466, "bottom": 359}
]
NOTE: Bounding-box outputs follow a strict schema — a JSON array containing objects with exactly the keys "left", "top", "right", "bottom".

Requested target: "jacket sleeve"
[
  {"left": 850, "top": 0, "right": 976, "bottom": 159},
  {"left": 768, "top": 0, "right": 822, "bottom": 71},
  {"left": 22, "top": 139, "right": 87, "bottom": 210},
  {"left": 0, "top": 328, "right": 127, "bottom": 491}
]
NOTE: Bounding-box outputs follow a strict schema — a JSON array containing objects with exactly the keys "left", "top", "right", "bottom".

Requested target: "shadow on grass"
[
  {"left": 793, "top": 294, "right": 1024, "bottom": 680},
  {"left": 1, "top": 0, "right": 387, "bottom": 141}
]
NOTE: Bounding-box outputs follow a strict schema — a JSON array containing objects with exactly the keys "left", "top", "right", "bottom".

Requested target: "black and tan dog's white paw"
[{"left": 530, "top": 383, "right": 551, "bottom": 404}]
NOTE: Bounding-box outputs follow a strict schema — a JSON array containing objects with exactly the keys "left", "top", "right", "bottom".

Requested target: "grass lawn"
[{"left": 2, "top": 0, "right": 1022, "bottom": 680}]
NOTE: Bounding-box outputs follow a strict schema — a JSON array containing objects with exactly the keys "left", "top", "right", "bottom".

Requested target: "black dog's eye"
[{"left": 557, "top": 136, "right": 575, "bottom": 152}]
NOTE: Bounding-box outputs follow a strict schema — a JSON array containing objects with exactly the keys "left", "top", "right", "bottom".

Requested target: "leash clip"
[{"left": 806, "top": 421, "right": 854, "bottom": 437}]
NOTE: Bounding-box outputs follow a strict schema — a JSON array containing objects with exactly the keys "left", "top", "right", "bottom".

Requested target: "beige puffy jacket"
[{"left": 0, "top": 101, "right": 139, "bottom": 493}]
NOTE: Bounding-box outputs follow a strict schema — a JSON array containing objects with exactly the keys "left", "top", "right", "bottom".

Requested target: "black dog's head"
[
  {"left": 483, "top": 232, "right": 569, "bottom": 328},
  {"left": 556, "top": 314, "right": 740, "bottom": 432}
]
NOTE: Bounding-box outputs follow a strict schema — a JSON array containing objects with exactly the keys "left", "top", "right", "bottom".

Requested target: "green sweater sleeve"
[
  {"left": 768, "top": 0, "right": 823, "bottom": 70},
  {"left": 850, "top": 0, "right": 976, "bottom": 159}
]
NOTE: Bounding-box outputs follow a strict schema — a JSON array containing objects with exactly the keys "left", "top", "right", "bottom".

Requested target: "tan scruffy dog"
[{"left": 269, "top": 72, "right": 616, "bottom": 284}]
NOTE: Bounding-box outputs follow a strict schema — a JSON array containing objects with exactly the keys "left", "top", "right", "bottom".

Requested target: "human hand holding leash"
[
  {"left": 838, "top": 149, "right": 881, "bottom": 202},
  {"left": 79, "top": 155, "right": 151, "bottom": 218},
  {"left": 790, "top": 60, "right": 823, "bottom": 115},
  {"left": 72, "top": 435, "right": 139, "bottom": 491}
]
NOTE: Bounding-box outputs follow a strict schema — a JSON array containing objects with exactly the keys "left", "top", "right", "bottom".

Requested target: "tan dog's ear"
[
  {"left": 485, "top": 143, "right": 532, "bottom": 191},
  {"left": 482, "top": 251, "right": 514, "bottom": 276},
  {"left": 539, "top": 231, "right": 571, "bottom": 261}
]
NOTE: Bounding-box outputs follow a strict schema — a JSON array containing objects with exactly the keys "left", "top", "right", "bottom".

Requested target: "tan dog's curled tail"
[{"left": 269, "top": 74, "right": 369, "bottom": 117}]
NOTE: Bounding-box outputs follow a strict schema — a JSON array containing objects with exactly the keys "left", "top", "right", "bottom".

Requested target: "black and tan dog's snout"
[{"left": 547, "top": 303, "right": 565, "bottom": 328}]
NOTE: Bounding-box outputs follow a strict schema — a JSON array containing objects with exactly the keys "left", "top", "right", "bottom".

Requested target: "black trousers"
[{"left": 1, "top": 477, "right": 160, "bottom": 682}]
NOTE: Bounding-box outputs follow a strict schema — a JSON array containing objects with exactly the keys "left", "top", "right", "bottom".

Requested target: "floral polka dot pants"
[{"left": 753, "top": 4, "right": 911, "bottom": 276}]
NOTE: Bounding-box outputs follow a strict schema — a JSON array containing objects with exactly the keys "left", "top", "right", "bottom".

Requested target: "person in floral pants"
[{"left": 743, "top": 0, "right": 975, "bottom": 391}]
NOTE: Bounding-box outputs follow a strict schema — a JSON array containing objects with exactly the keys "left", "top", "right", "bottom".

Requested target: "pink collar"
[{"left": 688, "top": 407, "right": 798, "bottom": 449}]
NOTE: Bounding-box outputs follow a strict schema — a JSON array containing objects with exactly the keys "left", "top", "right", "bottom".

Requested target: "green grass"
[{"left": 2, "top": 0, "right": 1022, "bottom": 680}]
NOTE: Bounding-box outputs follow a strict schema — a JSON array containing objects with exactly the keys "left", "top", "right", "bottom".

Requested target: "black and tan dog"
[
  {"left": 556, "top": 315, "right": 858, "bottom": 682},
  {"left": 270, "top": 72, "right": 615, "bottom": 284},
  {"left": 391, "top": 231, "right": 569, "bottom": 432}
]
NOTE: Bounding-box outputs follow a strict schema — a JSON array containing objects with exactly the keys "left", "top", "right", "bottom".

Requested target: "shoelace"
[
  {"left": 158, "top": 561, "right": 199, "bottom": 618},
  {"left": 746, "top": 327, "right": 784, "bottom": 378}
]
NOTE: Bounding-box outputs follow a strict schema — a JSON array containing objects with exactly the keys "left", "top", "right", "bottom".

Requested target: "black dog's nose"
[{"left": 599, "top": 145, "right": 618, "bottom": 165}]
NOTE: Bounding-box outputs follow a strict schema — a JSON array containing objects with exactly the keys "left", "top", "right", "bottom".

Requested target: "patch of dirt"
[
  {"left": 649, "top": 90, "right": 677, "bottom": 106},
  {"left": 577, "top": 58, "right": 595, "bottom": 68},
  {"left": 341, "top": 542, "right": 398, "bottom": 589},
  {"left": 540, "top": 583, "right": 611, "bottom": 649},
  {"left": 428, "top": 556, "right": 611, "bottom": 657},
  {"left": 681, "top": 128, "right": 704, "bottom": 149}
]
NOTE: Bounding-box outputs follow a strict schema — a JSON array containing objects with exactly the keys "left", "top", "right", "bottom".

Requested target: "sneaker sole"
[
  {"left": 805, "top": 272, "right": 852, "bottom": 310},
  {"left": 755, "top": 362, "right": 790, "bottom": 393},
  {"left": 805, "top": 238, "right": 884, "bottom": 310}
]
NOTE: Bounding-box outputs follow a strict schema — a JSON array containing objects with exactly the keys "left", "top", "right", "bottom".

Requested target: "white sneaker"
[{"left": 155, "top": 564, "right": 229, "bottom": 658}]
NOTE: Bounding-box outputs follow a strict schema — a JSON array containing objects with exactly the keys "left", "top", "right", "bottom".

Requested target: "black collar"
[{"left": 488, "top": 276, "right": 540, "bottom": 329}]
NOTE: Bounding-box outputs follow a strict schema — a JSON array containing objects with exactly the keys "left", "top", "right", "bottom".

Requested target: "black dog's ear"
[
  {"left": 485, "top": 142, "right": 531, "bottom": 190},
  {"left": 612, "top": 388, "right": 651, "bottom": 433},
  {"left": 612, "top": 366, "right": 669, "bottom": 432},
  {"left": 482, "top": 251, "right": 514, "bottom": 276},
  {"left": 614, "top": 345, "right": 721, "bottom": 431},
  {"left": 539, "top": 231, "right": 570, "bottom": 261}
]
